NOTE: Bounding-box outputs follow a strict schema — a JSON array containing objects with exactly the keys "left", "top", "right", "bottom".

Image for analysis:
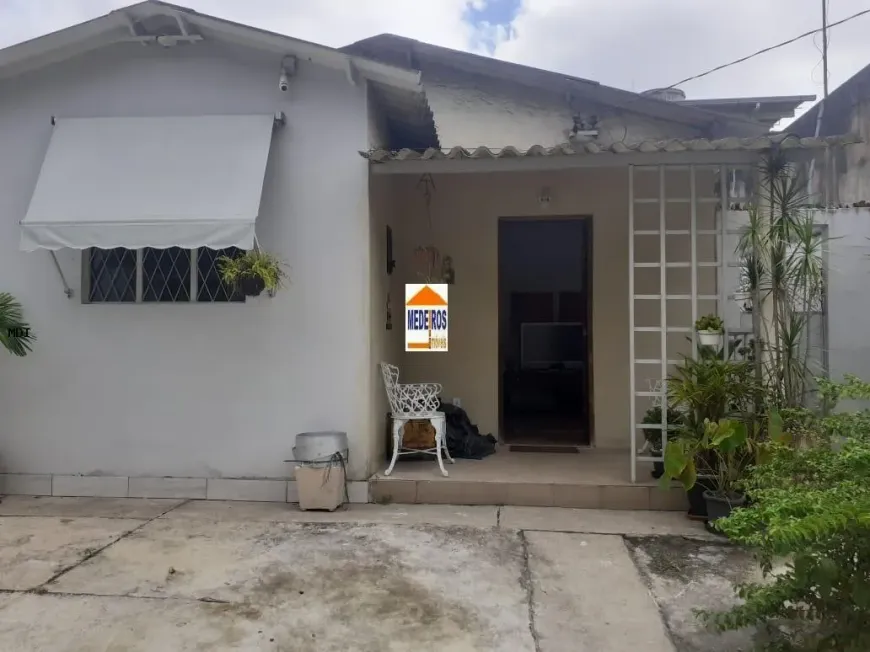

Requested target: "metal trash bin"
[{"left": 290, "top": 431, "right": 349, "bottom": 511}]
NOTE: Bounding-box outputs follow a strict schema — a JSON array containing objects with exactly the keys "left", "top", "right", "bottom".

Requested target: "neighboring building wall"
[
  {"left": 421, "top": 67, "right": 700, "bottom": 150},
  {"left": 815, "top": 209, "right": 870, "bottom": 386},
  {"left": 389, "top": 166, "right": 720, "bottom": 451},
  {"left": 834, "top": 100, "right": 870, "bottom": 204},
  {"left": 0, "top": 40, "right": 376, "bottom": 482}
]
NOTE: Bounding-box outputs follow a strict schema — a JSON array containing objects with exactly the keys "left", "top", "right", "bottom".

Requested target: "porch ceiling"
[{"left": 362, "top": 132, "right": 860, "bottom": 174}]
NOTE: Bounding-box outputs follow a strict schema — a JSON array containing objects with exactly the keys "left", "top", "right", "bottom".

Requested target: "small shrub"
[
  {"left": 701, "top": 377, "right": 870, "bottom": 651},
  {"left": 695, "top": 314, "right": 724, "bottom": 332}
]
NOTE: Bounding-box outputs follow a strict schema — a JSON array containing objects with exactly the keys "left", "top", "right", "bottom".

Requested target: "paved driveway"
[{"left": 0, "top": 497, "right": 732, "bottom": 651}]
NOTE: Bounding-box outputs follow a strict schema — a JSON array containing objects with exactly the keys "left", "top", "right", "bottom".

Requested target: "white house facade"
[{"left": 0, "top": 2, "right": 418, "bottom": 499}]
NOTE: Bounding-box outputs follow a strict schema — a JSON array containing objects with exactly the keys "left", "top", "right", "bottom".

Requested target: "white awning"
[{"left": 20, "top": 114, "right": 276, "bottom": 251}]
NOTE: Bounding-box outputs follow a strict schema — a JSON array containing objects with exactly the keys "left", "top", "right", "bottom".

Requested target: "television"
[{"left": 520, "top": 322, "right": 585, "bottom": 369}]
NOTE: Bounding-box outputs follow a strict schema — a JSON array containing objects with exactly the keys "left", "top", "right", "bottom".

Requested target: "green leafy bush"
[
  {"left": 668, "top": 355, "right": 757, "bottom": 436},
  {"left": 641, "top": 406, "right": 683, "bottom": 451},
  {"left": 217, "top": 250, "right": 287, "bottom": 292},
  {"left": 695, "top": 314, "right": 724, "bottom": 332},
  {"left": 702, "top": 376, "right": 870, "bottom": 651}
]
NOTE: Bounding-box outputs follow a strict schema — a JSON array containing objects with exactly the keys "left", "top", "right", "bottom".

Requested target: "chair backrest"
[{"left": 379, "top": 362, "right": 402, "bottom": 414}]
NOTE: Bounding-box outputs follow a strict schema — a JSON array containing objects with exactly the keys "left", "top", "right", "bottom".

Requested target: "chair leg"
[
  {"left": 433, "top": 416, "right": 448, "bottom": 477},
  {"left": 385, "top": 419, "right": 403, "bottom": 476},
  {"left": 443, "top": 429, "right": 455, "bottom": 464}
]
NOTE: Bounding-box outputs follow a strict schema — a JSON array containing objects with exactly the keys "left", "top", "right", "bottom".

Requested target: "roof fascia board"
[
  {"left": 181, "top": 12, "right": 420, "bottom": 90},
  {"left": 368, "top": 150, "right": 760, "bottom": 175},
  {"left": 0, "top": 1, "right": 421, "bottom": 91}
]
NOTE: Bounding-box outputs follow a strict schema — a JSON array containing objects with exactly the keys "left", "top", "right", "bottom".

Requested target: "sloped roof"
[
  {"left": 677, "top": 95, "right": 816, "bottom": 128},
  {"left": 0, "top": 1, "right": 420, "bottom": 91},
  {"left": 343, "top": 34, "right": 768, "bottom": 137},
  {"left": 787, "top": 62, "right": 870, "bottom": 137},
  {"left": 364, "top": 133, "right": 860, "bottom": 163}
]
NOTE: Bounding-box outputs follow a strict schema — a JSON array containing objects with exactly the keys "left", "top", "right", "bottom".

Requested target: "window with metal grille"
[{"left": 86, "top": 247, "right": 244, "bottom": 303}]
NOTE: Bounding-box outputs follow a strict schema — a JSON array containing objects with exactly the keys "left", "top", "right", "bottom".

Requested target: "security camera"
[{"left": 278, "top": 68, "right": 289, "bottom": 92}]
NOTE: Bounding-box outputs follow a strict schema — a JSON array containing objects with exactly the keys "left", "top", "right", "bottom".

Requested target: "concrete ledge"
[
  {"left": 128, "top": 477, "right": 207, "bottom": 499},
  {"left": 0, "top": 474, "right": 52, "bottom": 496},
  {"left": 52, "top": 476, "right": 129, "bottom": 498},
  {"left": 0, "top": 475, "right": 373, "bottom": 504},
  {"left": 206, "top": 479, "right": 288, "bottom": 502}
]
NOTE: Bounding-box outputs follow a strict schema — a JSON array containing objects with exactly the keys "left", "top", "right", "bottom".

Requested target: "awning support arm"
[{"left": 49, "top": 251, "right": 74, "bottom": 299}]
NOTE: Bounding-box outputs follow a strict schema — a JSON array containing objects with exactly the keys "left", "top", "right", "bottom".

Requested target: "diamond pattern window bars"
[
  {"left": 143, "top": 247, "right": 191, "bottom": 303},
  {"left": 88, "top": 247, "right": 136, "bottom": 303},
  {"left": 87, "top": 247, "right": 243, "bottom": 304},
  {"left": 197, "top": 247, "right": 244, "bottom": 303}
]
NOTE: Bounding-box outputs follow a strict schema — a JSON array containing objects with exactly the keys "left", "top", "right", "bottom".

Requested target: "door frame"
[{"left": 496, "top": 214, "right": 595, "bottom": 446}]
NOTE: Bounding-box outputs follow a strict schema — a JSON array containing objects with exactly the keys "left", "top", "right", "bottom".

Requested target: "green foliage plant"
[
  {"left": 701, "top": 376, "right": 870, "bottom": 651},
  {"left": 695, "top": 314, "right": 724, "bottom": 332},
  {"left": 217, "top": 250, "right": 287, "bottom": 292},
  {"left": 0, "top": 292, "right": 34, "bottom": 357}
]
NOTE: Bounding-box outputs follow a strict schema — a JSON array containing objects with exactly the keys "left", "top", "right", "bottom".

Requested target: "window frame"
[{"left": 82, "top": 247, "right": 246, "bottom": 305}]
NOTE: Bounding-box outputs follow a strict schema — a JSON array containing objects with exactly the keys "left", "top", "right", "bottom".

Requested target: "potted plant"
[
  {"left": 695, "top": 314, "right": 724, "bottom": 348},
  {"left": 666, "top": 355, "right": 756, "bottom": 519},
  {"left": 641, "top": 405, "right": 683, "bottom": 479},
  {"left": 661, "top": 418, "right": 750, "bottom": 524},
  {"left": 217, "top": 250, "right": 287, "bottom": 297}
]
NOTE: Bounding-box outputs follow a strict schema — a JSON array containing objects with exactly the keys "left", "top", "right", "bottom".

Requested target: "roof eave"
[{"left": 0, "top": 1, "right": 422, "bottom": 91}]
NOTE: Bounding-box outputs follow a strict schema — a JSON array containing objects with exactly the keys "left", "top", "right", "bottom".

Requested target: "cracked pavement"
[{"left": 0, "top": 497, "right": 737, "bottom": 651}]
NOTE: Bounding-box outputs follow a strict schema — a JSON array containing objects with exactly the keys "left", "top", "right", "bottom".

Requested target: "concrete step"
[{"left": 369, "top": 477, "right": 688, "bottom": 511}]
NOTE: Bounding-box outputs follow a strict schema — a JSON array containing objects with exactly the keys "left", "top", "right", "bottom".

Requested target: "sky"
[{"left": 1, "top": 0, "right": 869, "bottom": 123}]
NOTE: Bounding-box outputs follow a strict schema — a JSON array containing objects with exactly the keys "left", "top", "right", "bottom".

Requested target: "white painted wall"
[
  {"left": 814, "top": 209, "right": 870, "bottom": 384},
  {"left": 0, "top": 40, "right": 377, "bottom": 480}
]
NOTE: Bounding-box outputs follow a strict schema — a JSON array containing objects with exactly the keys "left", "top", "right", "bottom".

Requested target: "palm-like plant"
[
  {"left": 0, "top": 293, "right": 35, "bottom": 357},
  {"left": 737, "top": 153, "right": 827, "bottom": 409}
]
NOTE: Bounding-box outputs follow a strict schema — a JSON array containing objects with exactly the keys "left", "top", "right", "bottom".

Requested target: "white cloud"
[
  {"left": 2, "top": 0, "right": 869, "bottom": 113},
  {"left": 495, "top": 0, "right": 869, "bottom": 102}
]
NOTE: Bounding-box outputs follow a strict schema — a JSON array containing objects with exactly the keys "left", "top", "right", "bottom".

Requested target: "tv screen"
[{"left": 520, "top": 323, "right": 584, "bottom": 368}]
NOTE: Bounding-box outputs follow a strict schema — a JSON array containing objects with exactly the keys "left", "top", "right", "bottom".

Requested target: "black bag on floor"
[{"left": 439, "top": 402, "right": 497, "bottom": 460}]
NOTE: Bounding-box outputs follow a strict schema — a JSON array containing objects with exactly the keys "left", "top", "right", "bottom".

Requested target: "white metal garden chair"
[{"left": 380, "top": 362, "right": 454, "bottom": 477}]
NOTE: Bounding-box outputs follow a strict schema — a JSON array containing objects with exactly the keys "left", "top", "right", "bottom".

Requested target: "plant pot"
[
  {"left": 238, "top": 276, "right": 266, "bottom": 297},
  {"left": 703, "top": 490, "right": 746, "bottom": 522},
  {"left": 687, "top": 477, "right": 716, "bottom": 519},
  {"left": 697, "top": 330, "right": 723, "bottom": 347}
]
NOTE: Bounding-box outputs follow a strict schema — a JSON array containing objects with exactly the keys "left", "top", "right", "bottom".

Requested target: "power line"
[{"left": 669, "top": 6, "right": 870, "bottom": 89}]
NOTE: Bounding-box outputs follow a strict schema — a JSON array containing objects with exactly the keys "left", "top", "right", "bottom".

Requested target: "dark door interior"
[{"left": 499, "top": 218, "right": 591, "bottom": 447}]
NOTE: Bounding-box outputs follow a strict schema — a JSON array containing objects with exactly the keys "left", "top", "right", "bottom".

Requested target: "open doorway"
[{"left": 498, "top": 217, "right": 592, "bottom": 449}]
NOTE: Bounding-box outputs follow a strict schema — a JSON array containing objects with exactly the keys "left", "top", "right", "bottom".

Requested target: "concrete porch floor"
[{"left": 370, "top": 448, "right": 688, "bottom": 511}]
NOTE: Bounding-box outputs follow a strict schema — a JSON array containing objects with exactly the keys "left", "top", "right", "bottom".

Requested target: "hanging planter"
[
  {"left": 218, "top": 250, "right": 287, "bottom": 297},
  {"left": 695, "top": 314, "right": 724, "bottom": 348},
  {"left": 732, "top": 290, "right": 753, "bottom": 313}
]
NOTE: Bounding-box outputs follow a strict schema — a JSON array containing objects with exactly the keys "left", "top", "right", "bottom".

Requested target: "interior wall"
[{"left": 390, "top": 166, "right": 723, "bottom": 450}]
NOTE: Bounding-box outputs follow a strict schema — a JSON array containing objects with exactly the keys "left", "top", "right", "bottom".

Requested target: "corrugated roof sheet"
[{"left": 363, "top": 133, "right": 860, "bottom": 163}]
